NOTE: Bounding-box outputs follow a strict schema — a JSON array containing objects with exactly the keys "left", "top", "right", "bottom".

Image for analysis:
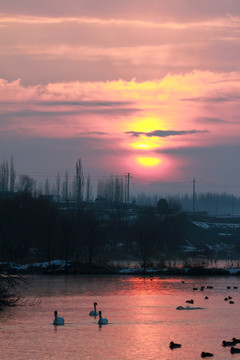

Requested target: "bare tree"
[
  {"left": 61, "top": 170, "right": 69, "bottom": 202},
  {"left": 56, "top": 172, "right": 61, "bottom": 198},
  {"left": 9, "top": 155, "right": 16, "bottom": 192},
  {"left": 44, "top": 178, "right": 50, "bottom": 195},
  {"left": 0, "top": 160, "right": 9, "bottom": 191},
  {"left": 75, "top": 158, "right": 84, "bottom": 203},
  {"left": 0, "top": 274, "right": 28, "bottom": 308},
  {"left": 17, "top": 175, "right": 35, "bottom": 194},
  {"left": 85, "top": 174, "right": 91, "bottom": 201},
  {"left": 97, "top": 175, "right": 124, "bottom": 203}
]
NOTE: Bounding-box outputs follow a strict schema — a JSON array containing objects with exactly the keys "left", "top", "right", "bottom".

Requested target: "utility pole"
[{"left": 192, "top": 178, "right": 196, "bottom": 213}]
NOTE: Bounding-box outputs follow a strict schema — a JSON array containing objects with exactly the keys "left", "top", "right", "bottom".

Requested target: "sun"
[
  {"left": 137, "top": 157, "right": 161, "bottom": 167},
  {"left": 128, "top": 116, "right": 165, "bottom": 150}
]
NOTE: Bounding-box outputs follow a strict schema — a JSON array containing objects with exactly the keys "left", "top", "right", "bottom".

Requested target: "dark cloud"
[
  {"left": 181, "top": 96, "right": 240, "bottom": 103},
  {"left": 195, "top": 117, "right": 227, "bottom": 124},
  {"left": 1, "top": 107, "right": 140, "bottom": 118},
  {"left": 75, "top": 131, "right": 108, "bottom": 136},
  {"left": 125, "top": 129, "right": 208, "bottom": 137},
  {"left": 40, "top": 100, "right": 134, "bottom": 107}
]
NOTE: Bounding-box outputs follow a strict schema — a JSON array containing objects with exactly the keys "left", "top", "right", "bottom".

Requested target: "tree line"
[
  {"left": 0, "top": 190, "right": 189, "bottom": 268},
  {"left": 1, "top": 156, "right": 240, "bottom": 214}
]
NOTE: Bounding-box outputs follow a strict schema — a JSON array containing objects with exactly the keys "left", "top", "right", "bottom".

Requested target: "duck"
[
  {"left": 222, "top": 340, "right": 237, "bottom": 347},
  {"left": 229, "top": 300, "right": 235, "bottom": 304},
  {"left": 205, "top": 296, "right": 209, "bottom": 300},
  {"left": 53, "top": 310, "right": 64, "bottom": 325},
  {"left": 231, "top": 347, "right": 240, "bottom": 354},
  {"left": 232, "top": 338, "right": 240, "bottom": 344},
  {"left": 89, "top": 302, "right": 98, "bottom": 316},
  {"left": 201, "top": 351, "right": 214, "bottom": 358},
  {"left": 169, "top": 341, "right": 181, "bottom": 349},
  {"left": 98, "top": 311, "right": 108, "bottom": 325},
  {"left": 186, "top": 299, "right": 194, "bottom": 304}
]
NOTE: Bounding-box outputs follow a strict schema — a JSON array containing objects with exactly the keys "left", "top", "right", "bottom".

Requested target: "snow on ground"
[
  {"left": 192, "top": 221, "right": 240, "bottom": 229},
  {"left": 0, "top": 260, "right": 70, "bottom": 271}
]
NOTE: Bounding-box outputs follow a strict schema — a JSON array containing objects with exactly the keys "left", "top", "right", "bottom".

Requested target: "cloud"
[
  {"left": 40, "top": 100, "right": 133, "bottom": 107},
  {"left": 195, "top": 117, "right": 228, "bottom": 124},
  {"left": 181, "top": 95, "right": 240, "bottom": 103},
  {"left": 125, "top": 129, "right": 208, "bottom": 137},
  {"left": 75, "top": 131, "right": 108, "bottom": 136}
]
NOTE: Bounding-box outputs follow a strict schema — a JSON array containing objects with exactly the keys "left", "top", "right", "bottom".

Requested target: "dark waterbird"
[
  {"left": 201, "top": 351, "right": 214, "bottom": 358},
  {"left": 231, "top": 347, "right": 240, "bottom": 354},
  {"left": 232, "top": 338, "right": 240, "bottom": 344},
  {"left": 222, "top": 339, "right": 237, "bottom": 347},
  {"left": 169, "top": 341, "right": 181, "bottom": 349}
]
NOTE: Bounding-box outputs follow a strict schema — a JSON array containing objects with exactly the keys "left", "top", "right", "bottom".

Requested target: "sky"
[{"left": 1, "top": 0, "right": 240, "bottom": 197}]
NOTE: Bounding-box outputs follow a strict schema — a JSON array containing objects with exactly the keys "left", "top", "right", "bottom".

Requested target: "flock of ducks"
[
  {"left": 170, "top": 282, "right": 240, "bottom": 357},
  {"left": 53, "top": 301, "right": 108, "bottom": 326},
  {"left": 53, "top": 281, "right": 239, "bottom": 357}
]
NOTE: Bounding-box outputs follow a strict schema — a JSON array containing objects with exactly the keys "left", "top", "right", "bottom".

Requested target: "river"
[{"left": 0, "top": 275, "right": 240, "bottom": 359}]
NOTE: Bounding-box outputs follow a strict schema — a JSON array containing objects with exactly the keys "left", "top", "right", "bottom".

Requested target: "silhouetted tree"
[
  {"left": 61, "top": 170, "right": 69, "bottom": 202},
  {"left": 9, "top": 155, "right": 16, "bottom": 192},
  {"left": 133, "top": 212, "right": 159, "bottom": 271},
  {"left": 74, "top": 158, "right": 84, "bottom": 203},
  {"left": 0, "top": 274, "right": 28, "bottom": 308},
  {"left": 86, "top": 174, "right": 91, "bottom": 201},
  {"left": 0, "top": 160, "right": 9, "bottom": 191},
  {"left": 17, "top": 175, "right": 35, "bottom": 194}
]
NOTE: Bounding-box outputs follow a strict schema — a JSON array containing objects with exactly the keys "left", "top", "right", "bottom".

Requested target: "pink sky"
[{"left": 0, "top": 0, "right": 240, "bottom": 196}]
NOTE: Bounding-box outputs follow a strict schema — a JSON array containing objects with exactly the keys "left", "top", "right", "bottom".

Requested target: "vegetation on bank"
[
  {"left": 1, "top": 189, "right": 240, "bottom": 307},
  {"left": 0, "top": 192, "right": 240, "bottom": 269}
]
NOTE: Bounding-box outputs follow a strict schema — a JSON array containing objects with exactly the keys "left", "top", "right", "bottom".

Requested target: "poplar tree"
[{"left": 75, "top": 158, "right": 84, "bottom": 203}]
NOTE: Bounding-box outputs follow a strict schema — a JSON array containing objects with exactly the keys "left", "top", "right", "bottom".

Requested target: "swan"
[
  {"left": 89, "top": 302, "right": 98, "bottom": 316},
  {"left": 98, "top": 311, "right": 108, "bottom": 325},
  {"left": 176, "top": 305, "right": 203, "bottom": 310},
  {"left": 53, "top": 310, "right": 64, "bottom": 325},
  {"left": 169, "top": 341, "right": 181, "bottom": 349}
]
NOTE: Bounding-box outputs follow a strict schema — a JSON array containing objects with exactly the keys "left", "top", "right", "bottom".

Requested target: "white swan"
[
  {"left": 98, "top": 310, "right": 108, "bottom": 325},
  {"left": 89, "top": 302, "right": 98, "bottom": 316},
  {"left": 176, "top": 305, "right": 203, "bottom": 310},
  {"left": 53, "top": 310, "right": 64, "bottom": 325}
]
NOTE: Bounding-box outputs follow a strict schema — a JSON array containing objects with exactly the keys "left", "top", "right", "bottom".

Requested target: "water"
[{"left": 0, "top": 275, "right": 240, "bottom": 359}]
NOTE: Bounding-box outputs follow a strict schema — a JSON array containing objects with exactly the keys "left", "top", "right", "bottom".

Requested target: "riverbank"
[{"left": 1, "top": 260, "right": 240, "bottom": 276}]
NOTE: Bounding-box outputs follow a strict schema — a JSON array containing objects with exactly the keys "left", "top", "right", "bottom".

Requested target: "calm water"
[{"left": 0, "top": 275, "right": 240, "bottom": 360}]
